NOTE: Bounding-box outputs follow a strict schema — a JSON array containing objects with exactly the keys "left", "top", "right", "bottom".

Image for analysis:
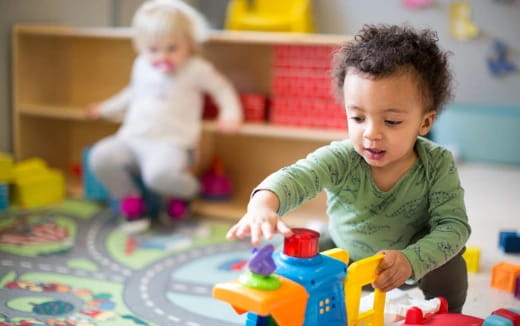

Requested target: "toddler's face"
[
  {"left": 343, "top": 70, "right": 435, "bottom": 171},
  {"left": 140, "top": 33, "right": 191, "bottom": 73}
]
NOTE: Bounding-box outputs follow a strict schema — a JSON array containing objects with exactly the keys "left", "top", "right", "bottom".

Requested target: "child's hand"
[
  {"left": 226, "top": 190, "right": 293, "bottom": 245},
  {"left": 372, "top": 250, "right": 413, "bottom": 292},
  {"left": 85, "top": 103, "right": 102, "bottom": 120},
  {"left": 217, "top": 118, "right": 241, "bottom": 134}
]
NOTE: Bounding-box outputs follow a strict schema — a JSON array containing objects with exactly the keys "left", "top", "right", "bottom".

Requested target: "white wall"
[{"left": 198, "top": 0, "right": 520, "bottom": 107}]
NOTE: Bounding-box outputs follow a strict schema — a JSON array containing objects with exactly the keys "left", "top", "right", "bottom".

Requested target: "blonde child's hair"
[{"left": 132, "top": 0, "right": 209, "bottom": 55}]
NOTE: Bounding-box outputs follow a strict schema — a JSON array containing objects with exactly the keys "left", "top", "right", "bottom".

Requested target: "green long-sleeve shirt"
[{"left": 257, "top": 137, "right": 471, "bottom": 280}]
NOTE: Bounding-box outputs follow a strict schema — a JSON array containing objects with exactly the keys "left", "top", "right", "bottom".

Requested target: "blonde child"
[
  {"left": 227, "top": 24, "right": 470, "bottom": 313},
  {"left": 87, "top": 0, "right": 242, "bottom": 233}
]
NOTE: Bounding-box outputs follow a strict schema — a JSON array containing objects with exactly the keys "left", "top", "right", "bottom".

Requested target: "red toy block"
[
  {"left": 240, "top": 94, "right": 267, "bottom": 122},
  {"left": 491, "top": 261, "right": 520, "bottom": 293}
]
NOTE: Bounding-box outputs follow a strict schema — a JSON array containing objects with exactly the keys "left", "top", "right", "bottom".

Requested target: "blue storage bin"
[{"left": 433, "top": 105, "right": 520, "bottom": 165}]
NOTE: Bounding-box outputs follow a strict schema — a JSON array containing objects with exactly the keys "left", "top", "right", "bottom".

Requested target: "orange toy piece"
[
  {"left": 212, "top": 275, "right": 308, "bottom": 326},
  {"left": 491, "top": 261, "right": 520, "bottom": 293}
]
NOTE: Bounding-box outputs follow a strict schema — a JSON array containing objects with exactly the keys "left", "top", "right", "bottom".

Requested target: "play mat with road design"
[{"left": 0, "top": 199, "right": 265, "bottom": 326}]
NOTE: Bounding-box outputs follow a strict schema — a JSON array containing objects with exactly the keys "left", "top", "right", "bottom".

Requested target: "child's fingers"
[
  {"left": 234, "top": 222, "right": 252, "bottom": 239},
  {"left": 276, "top": 220, "right": 293, "bottom": 237},
  {"left": 261, "top": 222, "right": 274, "bottom": 240},
  {"left": 250, "top": 223, "right": 261, "bottom": 245},
  {"left": 375, "top": 250, "right": 392, "bottom": 274},
  {"left": 225, "top": 225, "right": 238, "bottom": 240},
  {"left": 373, "top": 266, "right": 399, "bottom": 292},
  {"left": 226, "top": 223, "right": 244, "bottom": 240}
]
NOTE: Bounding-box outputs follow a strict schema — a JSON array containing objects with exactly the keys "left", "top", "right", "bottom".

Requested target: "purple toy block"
[{"left": 249, "top": 245, "right": 276, "bottom": 276}]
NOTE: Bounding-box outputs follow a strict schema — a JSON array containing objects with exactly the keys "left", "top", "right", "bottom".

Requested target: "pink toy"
[
  {"left": 167, "top": 198, "right": 188, "bottom": 219},
  {"left": 200, "top": 157, "right": 232, "bottom": 201},
  {"left": 403, "top": 0, "right": 434, "bottom": 10},
  {"left": 120, "top": 196, "right": 145, "bottom": 219}
]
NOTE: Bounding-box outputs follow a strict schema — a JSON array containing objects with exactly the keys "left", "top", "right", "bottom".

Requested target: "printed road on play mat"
[{"left": 0, "top": 200, "right": 273, "bottom": 326}]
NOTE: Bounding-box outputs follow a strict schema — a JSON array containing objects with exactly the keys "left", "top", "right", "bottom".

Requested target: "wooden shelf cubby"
[{"left": 12, "top": 24, "right": 350, "bottom": 223}]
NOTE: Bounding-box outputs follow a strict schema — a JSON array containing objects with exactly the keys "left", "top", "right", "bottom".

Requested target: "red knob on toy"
[{"left": 283, "top": 228, "right": 320, "bottom": 258}]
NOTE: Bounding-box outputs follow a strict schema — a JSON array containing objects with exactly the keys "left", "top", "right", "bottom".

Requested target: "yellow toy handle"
[
  {"left": 321, "top": 250, "right": 386, "bottom": 326},
  {"left": 345, "top": 254, "right": 386, "bottom": 326}
]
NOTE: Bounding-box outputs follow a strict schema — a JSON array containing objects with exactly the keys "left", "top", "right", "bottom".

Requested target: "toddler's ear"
[{"left": 419, "top": 111, "right": 436, "bottom": 136}]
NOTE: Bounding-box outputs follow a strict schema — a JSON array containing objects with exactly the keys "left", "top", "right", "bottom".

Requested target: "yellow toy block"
[
  {"left": 12, "top": 158, "right": 65, "bottom": 208},
  {"left": 225, "top": 0, "right": 315, "bottom": 33},
  {"left": 462, "top": 246, "right": 481, "bottom": 273},
  {"left": 13, "top": 157, "right": 48, "bottom": 179},
  {"left": 0, "top": 153, "right": 14, "bottom": 183}
]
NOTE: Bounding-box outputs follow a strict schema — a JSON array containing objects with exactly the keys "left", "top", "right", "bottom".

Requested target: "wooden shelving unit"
[{"left": 12, "top": 24, "right": 350, "bottom": 222}]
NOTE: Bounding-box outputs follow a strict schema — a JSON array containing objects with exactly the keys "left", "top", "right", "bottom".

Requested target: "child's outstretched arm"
[
  {"left": 226, "top": 190, "right": 293, "bottom": 245},
  {"left": 84, "top": 86, "right": 131, "bottom": 121},
  {"left": 197, "top": 60, "right": 243, "bottom": 133}
]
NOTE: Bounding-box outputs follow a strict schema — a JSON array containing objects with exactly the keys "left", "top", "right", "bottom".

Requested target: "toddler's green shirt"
[{"left": 257, "top": 137, "right": 470, "bottom": 280}]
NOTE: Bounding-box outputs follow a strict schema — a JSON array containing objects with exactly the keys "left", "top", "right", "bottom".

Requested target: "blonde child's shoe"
[
  {"left": 167, "top": 198, "right": 191, "bottom": 220},
  {"left": 119, "top": 218, "right": 151, "bottom": 234},
  {"left": 119, "top": 195, "right": 149, "bottom": 234}
]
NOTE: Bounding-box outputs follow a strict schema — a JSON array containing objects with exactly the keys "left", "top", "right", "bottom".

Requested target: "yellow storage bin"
[
  {"left": 0, "top": 153, "right": 14, "bottom": 183},
  {"left": 226, "top": 0, "right": 315, "bottom": 33}
]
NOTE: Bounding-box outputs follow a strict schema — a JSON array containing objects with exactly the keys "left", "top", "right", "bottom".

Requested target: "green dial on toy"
[{"left": 239, "top": 271, "right": 281, "bottom": 291}]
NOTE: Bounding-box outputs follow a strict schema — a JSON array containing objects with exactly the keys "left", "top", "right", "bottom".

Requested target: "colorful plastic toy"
[
  {"left": 213, "top": 228, "right": 387, "bottom": 326},
  {"left": 487, "top": 39, "right": 517, "bottom": 77},
  {"left": 199, "top": 156, "right": 233, "bottom": 201},
  {"left": 214, "top": 229, "right": 520, "bottom": 326},
  {"left": 225, "top": 0, "right": 315, "bottom": 33},
  {"left": 403, "top": 0, "right": 433, "bottom": 10},
  {"left": 449, "top": 2, "right": 479, "bottom": 41},
  {"left": 11, "top": 158, "right": 65, "bottom": 208},
  {"left": 463, "top": 246, "right": 481, "bottom": 273},
  {"left": 403, "top": 0, "right": 434, "bottom": 10},
  {"left": 401, "top": 304, "right": 520, "bottom": 326},
  {"left": 491, "top": 261, "right": 520, "bottom": 293},
  {"left": 0, "top": 153, "right": 14, "bottom": 211},
  {"left": 499, "top": 231, "right": 520, "bottom": 254}
]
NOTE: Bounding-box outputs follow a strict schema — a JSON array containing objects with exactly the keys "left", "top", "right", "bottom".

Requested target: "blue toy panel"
[{"left": 273, "top": 253, "right": 347, "bottom": 326}]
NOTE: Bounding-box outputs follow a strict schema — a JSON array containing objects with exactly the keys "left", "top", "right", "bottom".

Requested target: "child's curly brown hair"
[{"left": 332, "top": 24, "right": 453, "bottom": 113}]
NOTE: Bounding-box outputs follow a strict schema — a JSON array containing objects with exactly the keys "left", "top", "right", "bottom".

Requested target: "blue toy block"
[
  {"left": 0, "top": 183, "right": 8, "bottom": 212},
  {"left": 499, "top": 231, "right": 520, "bottom": 254},
  {"left": 82, "top": 147, "right": 110, "bottom": 202}
]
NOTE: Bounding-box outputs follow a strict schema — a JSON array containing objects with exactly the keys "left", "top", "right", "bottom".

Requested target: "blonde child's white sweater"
[{"left": 99, "top": 55, "right": 242, "bottom": 148}]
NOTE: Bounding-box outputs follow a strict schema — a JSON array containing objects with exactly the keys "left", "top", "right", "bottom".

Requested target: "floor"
[{"left": 406, "top": 162, "right": 520, "bottom": 318}]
